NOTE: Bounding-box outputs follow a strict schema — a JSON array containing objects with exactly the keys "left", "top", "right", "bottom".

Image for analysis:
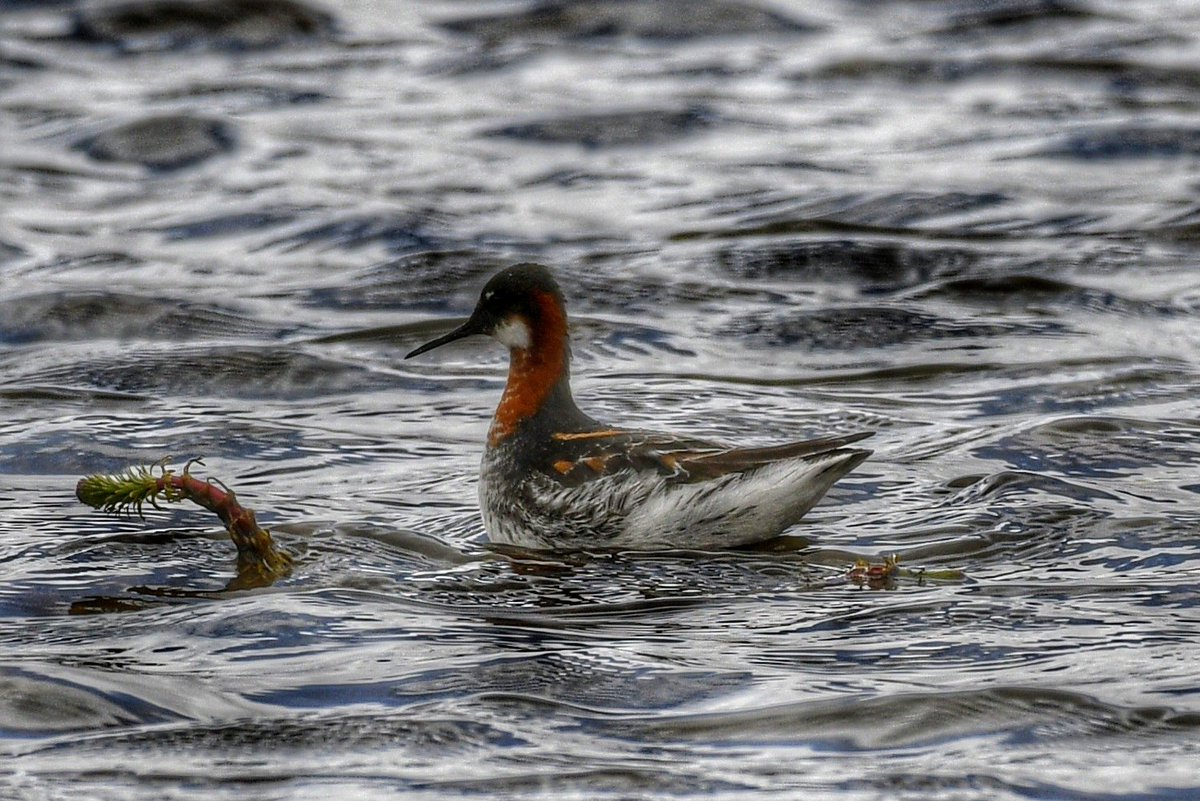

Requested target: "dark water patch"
[
  {"left": 70, "top": 0, "right": 336, "bottom": 52},
  {"left": 520, "top": 168, "right": 644, "bottom": 188},
  {"left": 1152, "top": 205, "right": 1200, "bottom": 242},
  {"left": 406, "top": 550, "right": 854, "bottom": 617},
  {"left": 914, "top": 274, "right": 1181, "bottom": 316},
  {"left": 260, "top": 653, "right": 750, "bottom": 711},
  {"left": 721, "top": 306, "right": 1048, "bottom": 350},
  {"left": 76, "top": 115, "right": 234, "bottom": 171},
  {"left": 0, "top": 240, "right": 26, "bottom": 266},
  {"left": 0, "top": 411, "right": 335, "bottom": 474},
  {"left": 656, "top": 60, "right": 758, "bottom": 80},
  {"left": 41, "top": 712, "right": 515, "bottom": 756},
  {"left": 0, "top": 0, "right": 75, "bottom": 9},
  {"left": 941, "top": 468, "right": 1119, "bottom": 507},
  {"left": 992, "top": 503, "right": 1176, "bottom": 569},
  {"left": 640, "top": 359, "right": 1002, "bottom": 390},
  {"left": 798, "top": 57, "right": 1013, "bottom": 84},
  {"left": 801, "top": 56, "right": 1200, "bottom": 95},
  {"left": 326, "top": 525, "right": 479, "bottom": 570},
  {"left": 259, "top": 213, "right": 443, "bottom": 255},
  {"left": 0, "top": 48, "right": 43, "bottom": 73},
  {"left": 714, "top": 239, "right": 981, "bottom": 291},
  {"left": 676, "top": 190, "right": 1013, "bottom": 240},
  {"left": 1137, "top": 583, "right": 1200, "bottom": 613},
  {"left": 0, "top": 291, "right": 281, "bottom": 344},
  {"left": 0, "top": 156, "right": 128, "bottom": 187},
  {"left": 5, "top": 346, "right": 404, "bottom": 399},
  {"left": 566, "top": 266, "right": 773, "bottom": 314},
  {"left": 758, "top": 191, "right": 1010, "bottom": 230},
  {"left": 1152, "top": 220, "right": 1200, "bottom": 244},
  {"left": 150, "top": 210, "right": 299, "bottom": 241},
  {"left": 587, "top": 320, "right": 697, "bottom": 360},
  {"left": 0, "top": 385, "right": 146, "bottom": 403},
  {"left": 16, "top": 252, "right": 143, "bottom": 277},
  {"left": 0, "top": 668, "right": 176, "bottom": 735},
  {"left": 928, "top": 0, "right": 1101, "bottom": 36},
  {"left": 440, "top": 0, "right": 814, "bottom": 42},
  {"left": 412, "top": 766, "right": 751, "bottom": 798},
  {"left": 840, "top": 772, "right": 1022, "bottom": 799},
  {"left": 734, "top": 158, "right": 854, "bottom": 174},
  {"left": 635, "top": 686, "right": 1200, "bottom": 749},
  {"left": 970, "top": 363, "right": 1197, "bottom": 418},
  {"left": 426, "top": 47, "right": 542, "bottom": 77},
  {"left": 879, "top": 473, "right": 1122, "bottom": 565},
  {"left": 1035, "top": 126, "right": 1200, "bottom": 160},
  {"left": 978, "top": 416, "right": 1200, "bottom": 480},
  {"left": 1003, "top": 57, "right": 1200, "bottom": 93},
  {"left": 302, "top": 250, "right": 508, "bottom": 311},
  {"left": 1081, "top": 534, "right": 1200, "bottom": 574},
  {"left": 149, "top": 82, "right": 330, "bottom": 109},
  {"left": 486, "top": 107, "right": 715, "bottom": 148}
]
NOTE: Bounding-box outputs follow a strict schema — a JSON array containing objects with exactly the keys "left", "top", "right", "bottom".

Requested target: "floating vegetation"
[{"left": 76, "top": 459, "right": 291, "bottom": 588}]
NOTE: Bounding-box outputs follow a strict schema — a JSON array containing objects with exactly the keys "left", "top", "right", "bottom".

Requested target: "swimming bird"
[{"left": 406, "top": 263, "right": 871, "bottom": 550}]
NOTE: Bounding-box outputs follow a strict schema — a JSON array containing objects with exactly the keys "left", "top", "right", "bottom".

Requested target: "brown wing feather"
[
  {"left": 544, "top": 429, "right": 873, "bottom": 485},
  {"left": 675, "top": 431, "right": 874, "bottom": 479}
]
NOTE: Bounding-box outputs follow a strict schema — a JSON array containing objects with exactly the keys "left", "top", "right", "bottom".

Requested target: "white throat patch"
[{"left": 492, "top": 315, "right": 532, "bottom": 350}]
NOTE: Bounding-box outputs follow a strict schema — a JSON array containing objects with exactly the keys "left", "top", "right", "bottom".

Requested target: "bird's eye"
[{"left": 483, "top": 291, "right": 495, "bottom": 301}]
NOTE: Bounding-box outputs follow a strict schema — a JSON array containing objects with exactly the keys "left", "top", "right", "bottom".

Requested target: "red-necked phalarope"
[{"left": 406, "top": 263, "right": 872, "bottom": 550}]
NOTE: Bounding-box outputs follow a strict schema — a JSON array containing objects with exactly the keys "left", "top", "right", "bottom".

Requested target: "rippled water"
[{"left": 3, "top": 1, "right": 1200, "bottom": 798}]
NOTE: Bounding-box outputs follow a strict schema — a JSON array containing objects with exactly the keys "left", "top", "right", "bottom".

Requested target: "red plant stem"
[{"left": 156, "top": 474, "right": 290, "bottom": 577}]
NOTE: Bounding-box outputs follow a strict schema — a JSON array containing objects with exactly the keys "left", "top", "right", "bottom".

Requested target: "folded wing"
[{"left": 545, "top": 429, "right": 874, "bottom": 485}]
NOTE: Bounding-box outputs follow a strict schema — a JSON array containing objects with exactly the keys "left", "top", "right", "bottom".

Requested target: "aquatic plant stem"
[{"left": 76, "top": 461, "right": 292, "bottom": 586}]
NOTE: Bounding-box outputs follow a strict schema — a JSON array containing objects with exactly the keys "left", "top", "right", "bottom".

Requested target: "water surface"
[{"left": 2, "top": 1, "right": 1199, "bottom": 798}]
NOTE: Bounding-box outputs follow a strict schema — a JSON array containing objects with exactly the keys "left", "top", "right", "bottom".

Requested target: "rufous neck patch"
[{"left": 489, "top": 290, "right": 568, "bottom": 446}]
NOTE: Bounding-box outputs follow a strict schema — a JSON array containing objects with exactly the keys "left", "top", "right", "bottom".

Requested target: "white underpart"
[
  {"left": 492, "top": 315, "right": 531, "bottom": 349},
  {"left": 619, "top": 450, "right": 860, "bottom": 548}
]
